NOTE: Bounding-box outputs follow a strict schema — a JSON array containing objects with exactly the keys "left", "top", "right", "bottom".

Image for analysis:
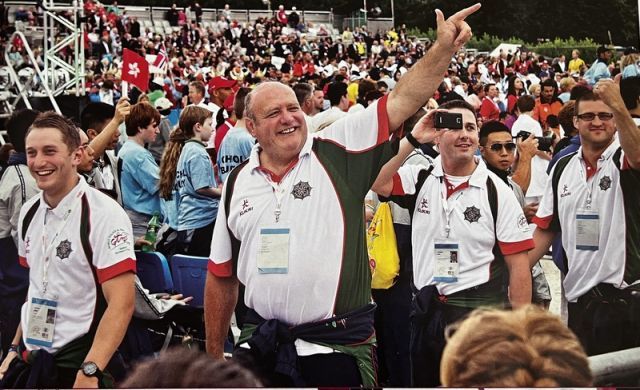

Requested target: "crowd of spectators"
[{"left": 1, "top": 0, "right": 640, "bottom": 388}]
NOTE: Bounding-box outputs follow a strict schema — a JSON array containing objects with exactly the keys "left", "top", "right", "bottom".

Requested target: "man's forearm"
[
  {"left": 204, "top": 273, "right": 238, "bottom": 360},
  {"left": 511, "top": 154, "right": 533, "bottom": 193},
  {"left": 371, "top": 136, "right": 417, "bottom": 197},
  {"left": 505, "top": 252, "right": 532, "bottom": 308},
  {"left": 83, "top": 274, "right": 135, "bottom": 370},
  {"left": 613, "top": 106, "right": 640, "bottom": 169},
  {"left": 89, "top": 118, "right": 122, "bottom": 158},
  {"left": 387, "top": 42, "right": 456, "bottom": 130},
  {"left": 529, "top": 227, "right": 555, "bottom": 267}
]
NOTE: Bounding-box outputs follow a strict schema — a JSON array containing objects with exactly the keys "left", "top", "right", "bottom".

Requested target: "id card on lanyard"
[
  {"left": 257, "top": 226, "right": 290, "bottom": 274},
  {"left": 576, "top": 209, "right": 599, "bottom": 250},
  {"left": 26, "top": 298, "right": 57, "bottom": 347}
]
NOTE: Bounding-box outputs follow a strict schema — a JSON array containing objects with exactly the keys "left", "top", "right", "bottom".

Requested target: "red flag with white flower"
[{"left": 122, "top": 48, "right": 149, "bottom": 92}]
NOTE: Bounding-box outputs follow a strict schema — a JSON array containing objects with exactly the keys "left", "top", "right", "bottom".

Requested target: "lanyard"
[
  {"left": 264, "top": 164, "right": 300, "bottom": 223},
  {"left": 41, "top": 191, "right": 83, "bottom": 295},
  {"left": 578, "top": 157, "right": 604, "bottom": 210},
  {"left": 439, "top": 177, "right": 465, "bottom": 238}
]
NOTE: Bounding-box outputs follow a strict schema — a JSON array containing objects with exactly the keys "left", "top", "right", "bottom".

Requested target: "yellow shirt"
[{"left": 568, "top": 58, "right": 585, "bottom": 73}]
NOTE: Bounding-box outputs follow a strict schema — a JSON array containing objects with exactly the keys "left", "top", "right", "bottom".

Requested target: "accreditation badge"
[
  {"left": 434, "top": 240, "right": 460, "bottom": 283},
  {"left": 26, "top": 297, "right": 57, "bottom": 347},
  {"left": 576, "top": 209, "right": 600, "bottom": 251},
  {"left": 257, "top": 225, "right": 290, "bottom": 274}
]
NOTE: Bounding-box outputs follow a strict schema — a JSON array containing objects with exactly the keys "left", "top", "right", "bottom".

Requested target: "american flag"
[{"left": 153, "top": 44, "right": 167, "bottom": 70}]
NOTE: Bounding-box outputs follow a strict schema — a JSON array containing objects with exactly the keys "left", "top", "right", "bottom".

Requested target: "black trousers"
[
  {"left": 233, "top": 348, "right": 362, "bottom": 387},
  {"left": 568, "top": 284, "right": 640, "bottom": 356},
  {"left": 176, "top": 219, "right": 216, "bottom": 257},
  {"left": 409, "top": 287, "right": 474, "bottom": 387},
  {"left": 372, "top": 276, "right": 412, "bottom": 387}
]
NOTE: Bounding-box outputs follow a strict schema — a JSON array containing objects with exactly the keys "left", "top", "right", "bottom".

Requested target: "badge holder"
[
  {"left": 257, "top": 226, "right": 290, "bottom": 274},
  {"left": 25, "top": 297, "right": 57, "bottom": 347},
  {"left": 433, "top": 240, "right": 460, "bottom": 283},
  {"left": 576, "top": 209, "right": 599, "bottom": 251}
]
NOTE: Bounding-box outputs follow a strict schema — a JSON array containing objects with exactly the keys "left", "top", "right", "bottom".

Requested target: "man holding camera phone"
[
  {"left": 373, "top": 100, "right": 532, "bottom": 386},
  {"left": 511, "top": 95, "right": 551, "bottom": 204}
]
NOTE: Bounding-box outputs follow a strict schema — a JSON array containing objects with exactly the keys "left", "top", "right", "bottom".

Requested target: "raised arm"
[
  {"left": 372, "top": 109, "right": 440, "bottom": 196},
  {"left": 595, "top": 79, "right": 640, "bottom": 169},
  {"left": 386, "top": 4, "right": 481, "bottom": 130},
  {"left": 88, "top": 97, "right": 130, "bottom": 157}
]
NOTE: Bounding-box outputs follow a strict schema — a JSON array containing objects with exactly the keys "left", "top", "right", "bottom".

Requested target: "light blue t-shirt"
[
  {"left": 118, "top": 140, "right": 161, "bottom": 216},
  {"left": 161, "top": 196, "right": 179, "bottom": 230},
  {"left": 175, "top": 140, "right": 219, "bottom": 230},
  {"left": 216, "top": 126, "right": 255, "bottom": 183}
]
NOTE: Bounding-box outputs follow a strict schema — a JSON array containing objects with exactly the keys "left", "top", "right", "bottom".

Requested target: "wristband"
[
  {"left": 8, "top": 344, "right": 19, "bottom": 353},
  {"left": 405, "top": 131, "right": 422, "bottom": 148}
]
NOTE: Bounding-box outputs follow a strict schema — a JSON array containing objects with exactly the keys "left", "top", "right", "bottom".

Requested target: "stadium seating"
[{"left": 135, "top": 251, "right": 174, "bottom": 293}]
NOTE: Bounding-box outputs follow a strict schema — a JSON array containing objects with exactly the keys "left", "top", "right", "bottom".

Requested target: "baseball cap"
[
  {"left": 154, "top": 97, "right": 173, "bottom": 111},
  {"left": 597, "top": 45, "right": 612, "bottom": 55},
  {"left": 208, "top": 76, "right": 237, "bottom": 92}
]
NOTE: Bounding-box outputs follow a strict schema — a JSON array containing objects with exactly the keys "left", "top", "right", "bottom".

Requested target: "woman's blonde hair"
[
  {"left": 158, "top": 106, "right": 212, "bottom": 199},
  {"left": 158, "top": 126, "right": 187, "bottom": 200},
  {"left": 440, "top": 305, "right": 592, "bottom": 387}
]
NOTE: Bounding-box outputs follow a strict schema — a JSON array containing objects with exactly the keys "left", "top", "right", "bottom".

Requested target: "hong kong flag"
[{"left": 122, "top": 48, "right": 149, "bottom": 92}]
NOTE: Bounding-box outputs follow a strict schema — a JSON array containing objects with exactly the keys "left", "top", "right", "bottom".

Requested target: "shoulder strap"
[
  {"left": 224, "top": 160, "right": 249, "bottom": 276},
  {"left": 15, "top": 166, "right": 26, "bottom": 203},
  {"left": 21, "top": 199, "right": 41, "bottom": 241},
  {"left": 551, "top": 152, "right": 577, "bottom": 231},
  {"left": 551, "top": 152, "right": 576, "bottom": 272},
  {"left": 80, "top": 193, "right": 93, "bottom": 262},
  {"left": 406, "top": 165, "right": 434, "bottom": 219},
  {"left": 486, "top": 176, "right": 498, "bottom": 230},
  {"left": 612, "top": 146, "right": 623, "bottom": 170}
]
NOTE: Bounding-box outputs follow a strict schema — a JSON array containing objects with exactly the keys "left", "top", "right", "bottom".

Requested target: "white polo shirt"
[
  {"left": 534, "top": 140, "right": 640, "bottom": 302},
  {"left": 18, "top": 177, "right": 136, "bottom": 353},
  {"left": 209, "top": 95, "right": 393, "bottom": 327},
  {"left": 388, "top": 156, "right": 534, "bottom": 296}
]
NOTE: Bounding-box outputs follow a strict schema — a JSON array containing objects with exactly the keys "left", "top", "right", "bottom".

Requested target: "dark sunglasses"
[
  {"left": 488, "top": 142, "right": 516, "bottom": 152},
  {"left": 576, "top": 112, "right": 614, "bottom": 121}
]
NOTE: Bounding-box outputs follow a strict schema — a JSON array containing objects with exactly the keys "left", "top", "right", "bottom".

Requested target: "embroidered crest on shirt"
[
  {"left": 291, "top": 181, "right": 312, "bottom": 200},
  {"left": 599, "top": 176, "right": 612, "bottom": 191},
  {"left": 56, "top": 239, "right": 73, "bottom": 260},
  {"left": 417, "top": 198, "right": 430, "bottom": 214},
  {"left": 463, "top": 206, "right": 481, "bottom": 223}
]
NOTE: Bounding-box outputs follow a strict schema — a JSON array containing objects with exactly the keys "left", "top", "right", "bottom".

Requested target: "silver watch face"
[{"left": 82, "top": 362, "right": 98, "bottom": 376}]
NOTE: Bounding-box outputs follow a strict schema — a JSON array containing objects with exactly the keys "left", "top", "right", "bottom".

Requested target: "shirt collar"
[
  {"left": 432, "top": 155, "right": 487, "bottom": 187},
  {"left": 39, "top": 175, "right": 88, "bottom": 216},
  {"left": 247, "top": 133, "right": 313, "bottom": 173}
]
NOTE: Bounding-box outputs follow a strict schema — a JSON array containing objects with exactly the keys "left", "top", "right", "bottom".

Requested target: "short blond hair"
[{"left": 441, "top": 306, "right": 592, "bottom": 387}]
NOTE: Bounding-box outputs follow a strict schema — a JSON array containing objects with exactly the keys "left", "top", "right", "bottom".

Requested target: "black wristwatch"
[
  {"left": 405, "top": 131, "right": 423, "bottom": 148},
  {"left": 80, "top": 361, "right": 104, "bottom": 380}
]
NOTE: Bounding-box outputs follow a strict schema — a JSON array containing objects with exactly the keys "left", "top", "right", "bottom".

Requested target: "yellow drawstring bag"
[{"left": 367, "top": 203, "right": 400, "bottom": 289}]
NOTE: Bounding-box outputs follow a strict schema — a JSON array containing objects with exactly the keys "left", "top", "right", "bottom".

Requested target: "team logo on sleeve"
[
  {"left": 517, "top": 215, "right": 530, "bottom": 231},
  {"left": 417, "top": 198, "right": 430, "bottom": 214},
  {"left": 291, "top": 181, "right": 312, "bottom": 200},
  {"left": 463, "top": 206, "right": 481, "bottom": 223},
  {"left": 599, "top": 176, "right": 612, "bottom": 191},
  {"left": 56, "top": 239, "right": 73, "bottom": 260},
  {"left": 107, "top": 229, "right": 132, "bottom": 255}
]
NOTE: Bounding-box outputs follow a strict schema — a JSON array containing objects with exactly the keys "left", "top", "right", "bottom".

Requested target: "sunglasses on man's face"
[
  {"left": 576, "top": 112, "right": 614, "bottom": 121},
  {"left": 488, "top": 142, "right": 516, "bottom": 152}
]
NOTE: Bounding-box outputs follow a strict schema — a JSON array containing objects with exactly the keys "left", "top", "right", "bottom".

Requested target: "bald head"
[{"left": 245, "top": 82, "right": 297, "bottom": 121}]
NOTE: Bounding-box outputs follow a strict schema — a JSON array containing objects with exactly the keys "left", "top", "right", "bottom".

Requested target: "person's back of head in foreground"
[
  {"left": 440, "top": 305, "right": 592, "bottom": 387},
  {"left": 120, "top": 347, "right": 261, "bottom": 388}
]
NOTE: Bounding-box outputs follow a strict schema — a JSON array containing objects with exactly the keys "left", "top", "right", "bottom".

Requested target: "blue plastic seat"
[
  {"left": 170, "top": 254, "right": 209, "bottom": 307},
  {"left": 135, "top": 251, "right": 174, "bottom": 293}
]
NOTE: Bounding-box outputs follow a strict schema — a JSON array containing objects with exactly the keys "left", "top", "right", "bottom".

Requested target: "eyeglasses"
[
  {"left": 576, "top": 112, "right": 614, "bottom": 121},
  {"left": 488, "top": 142, "right": 516, "bottom": 152}
]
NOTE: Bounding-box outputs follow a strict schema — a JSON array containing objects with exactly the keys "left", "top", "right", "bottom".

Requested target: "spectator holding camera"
[{"left": 373, "top": 100, "right": 532, "bottom": 386}]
